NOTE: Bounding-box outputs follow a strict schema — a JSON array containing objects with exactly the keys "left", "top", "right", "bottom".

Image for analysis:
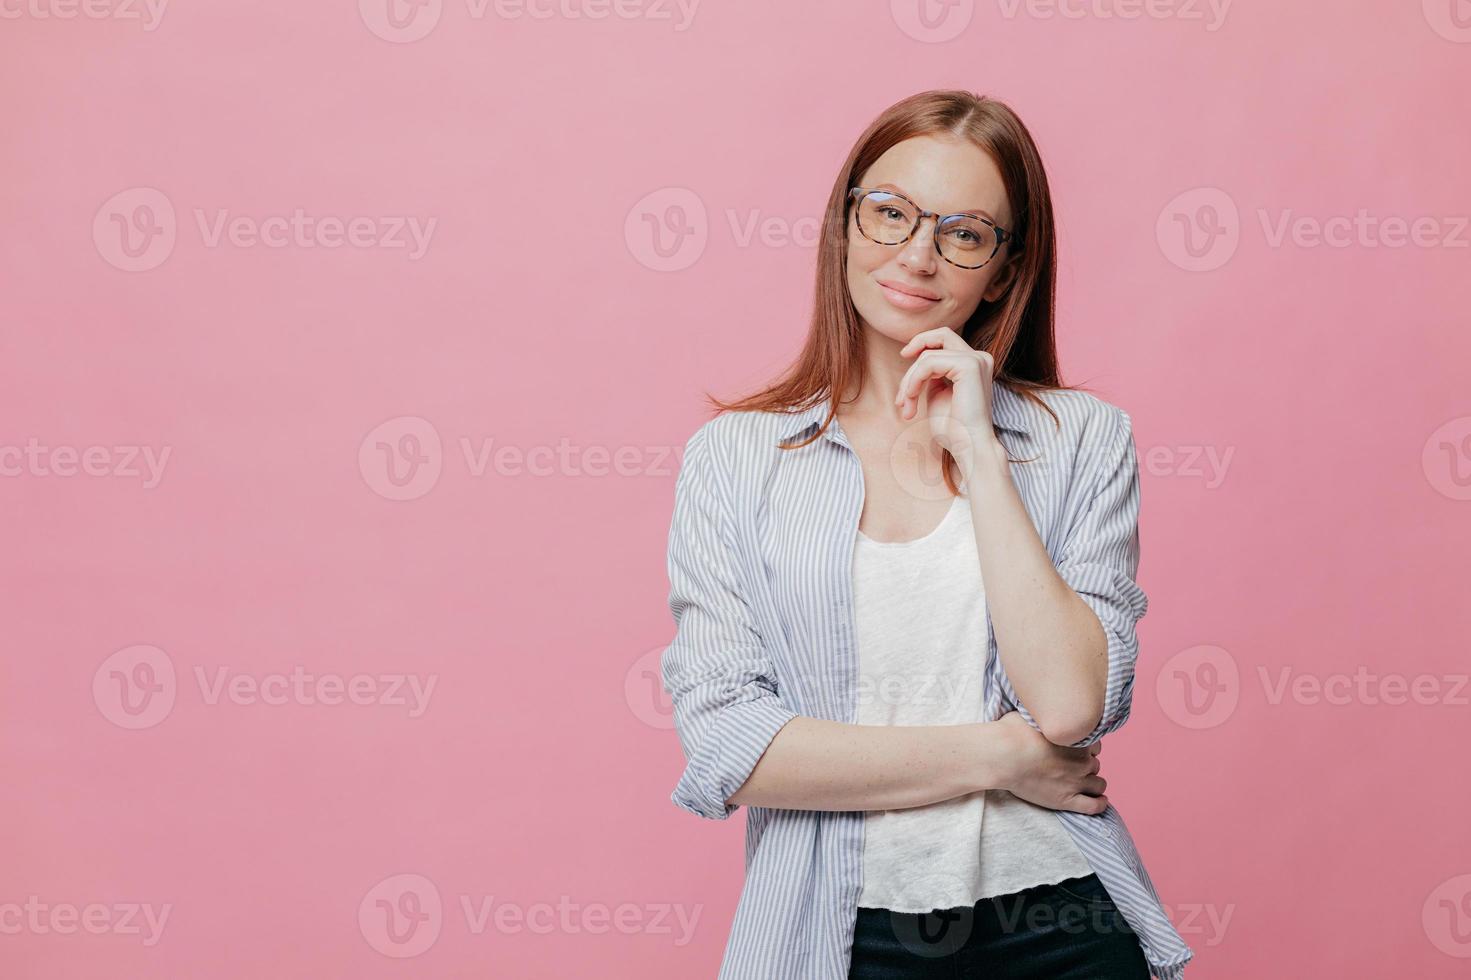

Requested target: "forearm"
[
  {"left": 964, "top": 437, "right": 1108, "bottom": 745},
  {"left": 726, "top": 715, "right": 1011, "bottom": 812}
]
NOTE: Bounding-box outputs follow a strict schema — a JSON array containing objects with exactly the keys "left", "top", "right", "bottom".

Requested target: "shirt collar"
[{"left": 778, "top": 380, "right": 1034, "bottom": 447}]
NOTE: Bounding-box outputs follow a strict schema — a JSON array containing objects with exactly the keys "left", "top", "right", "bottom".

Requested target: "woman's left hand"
[{"left": 894, "top": 326, "right": 1004, "bottom": 466}]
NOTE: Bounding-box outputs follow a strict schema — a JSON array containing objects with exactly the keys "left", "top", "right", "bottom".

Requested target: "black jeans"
[{"left": 848, "top": 874, "right": 1150, "bottom": 980}]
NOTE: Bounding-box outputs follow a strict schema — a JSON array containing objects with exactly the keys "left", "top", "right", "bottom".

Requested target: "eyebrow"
[{"left": 872, "top": 182, "right": 999, "bottom": 223}]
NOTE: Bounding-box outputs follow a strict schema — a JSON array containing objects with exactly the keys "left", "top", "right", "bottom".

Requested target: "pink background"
[{"left": 3, "top": 1, "right": 1470, "bottom": 977}]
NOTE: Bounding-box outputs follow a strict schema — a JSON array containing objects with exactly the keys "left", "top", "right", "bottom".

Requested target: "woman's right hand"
[{"left": 991, "top": 710, "right": 1109, "bottom": 814}]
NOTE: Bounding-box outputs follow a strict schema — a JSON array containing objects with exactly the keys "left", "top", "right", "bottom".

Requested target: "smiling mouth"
[{"left": 877, "top": 281, "right": 941, "bottom": 310}]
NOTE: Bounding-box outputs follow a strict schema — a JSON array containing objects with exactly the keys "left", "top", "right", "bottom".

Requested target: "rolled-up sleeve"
[
  {"left": 1054, "top": 406, "right": 1150, "bottom": 747},
  {"left": 661, "top": 425, "right": 799, "bottom": 820}
]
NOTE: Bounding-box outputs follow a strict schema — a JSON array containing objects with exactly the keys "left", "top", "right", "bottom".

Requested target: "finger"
[
  {"left": 1090, "top": 741, "right": 1103, "bottom": 756},
  {"left": 901, "top": 375, "right": 954, "bottom": 422},
  {"left": 896, "top": 352, "right": 967, "bottom": 415},
  {"left": 1081, "top": 775, "right": 1107, "bottom": 796},
  {"left": 895, "top": 350, "right": 938, "bottom": 404},
  {"left": 901, "top": 377, "right": 947, "bottom": 421},
  {"left": 1064, "top": 793, "right": 1109, "bottom": 816},
  {"left": 899, "top": 326, "right": 965, "bottom": 356},
  {"left": 901, "top": 357, "right": 975, "bottom": 420},
  {"left": 895, "top": 354, "right": 939, "bottom": 418}
]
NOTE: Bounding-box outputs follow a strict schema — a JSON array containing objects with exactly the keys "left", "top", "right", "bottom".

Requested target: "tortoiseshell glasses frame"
[{"left": 847, "top": 186, "right": 1020, "bottom": 270}]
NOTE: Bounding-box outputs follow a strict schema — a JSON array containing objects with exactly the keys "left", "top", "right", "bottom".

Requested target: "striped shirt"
[{"left": 660, "top": 380, "right": 1195, "bottom": 980}]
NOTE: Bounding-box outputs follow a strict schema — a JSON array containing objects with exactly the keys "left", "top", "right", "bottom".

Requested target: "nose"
[{"left": 896, "top": 213, "right": 940, "bottom": 276}]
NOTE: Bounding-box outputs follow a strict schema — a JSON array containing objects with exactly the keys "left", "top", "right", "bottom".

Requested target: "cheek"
[
  {"left": 847, "top": 245, "right": 864, "bottom": 288},
  {"left": 959, "top": 278, "right": 989, "bottom": 306},
  {"left": 953, "top": 269, "right": 996, "bottom": 307},
  {"left": 846, "top": 237, "right": 881, "bottom": 275}
]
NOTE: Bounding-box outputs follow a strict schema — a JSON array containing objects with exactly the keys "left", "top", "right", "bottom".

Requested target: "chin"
[{"left": 865, "top": 314, "right": 932, "bottom": 345}]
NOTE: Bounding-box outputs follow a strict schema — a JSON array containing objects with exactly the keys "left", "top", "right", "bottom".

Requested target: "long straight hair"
[{"left": 708, "top": 90, "right": 1085, "bottom": 493}]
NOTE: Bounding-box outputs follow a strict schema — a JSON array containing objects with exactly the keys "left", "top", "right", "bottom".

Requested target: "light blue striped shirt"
[{"left": 661, "top": 380, "right": 1195, "bottom": 979}]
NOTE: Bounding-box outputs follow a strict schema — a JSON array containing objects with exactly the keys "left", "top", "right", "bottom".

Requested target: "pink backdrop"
[{"left": 3, "top": 1, "right": 1470, "bottom": 977}]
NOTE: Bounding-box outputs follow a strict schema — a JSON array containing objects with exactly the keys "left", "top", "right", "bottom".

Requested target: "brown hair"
[{"left": 707, "top": 89, "right": 1090, "bottom": 493}]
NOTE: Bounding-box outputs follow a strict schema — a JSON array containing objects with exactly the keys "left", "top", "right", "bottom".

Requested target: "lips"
[
  {"left": 877, "top": 279, "right": 941, "bottom": 311},
  {"left": 877, "top": 279, "right": 941, "bottom": 300}
]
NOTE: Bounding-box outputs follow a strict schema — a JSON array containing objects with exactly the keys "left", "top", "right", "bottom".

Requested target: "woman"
[{"left": 660, "top": 90, "right": 1194, "bottom": 980}]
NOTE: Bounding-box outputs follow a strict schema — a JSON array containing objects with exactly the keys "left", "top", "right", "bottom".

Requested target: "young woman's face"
[{"left": 845, "top": 135, "right": 1018, "bottom": 346}]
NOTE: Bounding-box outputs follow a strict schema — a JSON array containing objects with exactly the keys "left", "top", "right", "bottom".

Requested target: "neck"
[{"left": 838, "top": 326, "right": 920, "bottom": 426}]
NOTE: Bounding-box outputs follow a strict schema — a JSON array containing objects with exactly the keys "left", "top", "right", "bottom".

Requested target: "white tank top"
[{"left": 853, "top": 491, "right": 1093, "bottom": 912}]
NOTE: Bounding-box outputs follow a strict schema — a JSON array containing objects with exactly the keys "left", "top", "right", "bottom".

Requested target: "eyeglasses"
[{"left": 847, "top": 186, "right": 1019, "bottom": 270}]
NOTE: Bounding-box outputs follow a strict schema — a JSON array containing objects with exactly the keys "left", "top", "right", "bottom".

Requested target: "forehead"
[{"left": 857, "top": 135, "right": 1010, "bottom": 223}]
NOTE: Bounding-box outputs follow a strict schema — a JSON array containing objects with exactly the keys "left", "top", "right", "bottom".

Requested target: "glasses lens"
[
  {"left": 856, "top": 192, "right": 917, "bottom": 244},
  {"left": 855, "top": 191, "right": 1000, "bottom": 267},
  {"left": 936, "top": 214, "right": 998, "bottom": 267}
]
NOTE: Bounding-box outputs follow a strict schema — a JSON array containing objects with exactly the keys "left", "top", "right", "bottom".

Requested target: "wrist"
[
  {"left": 956, "top": 428, "right": 1011, "bottom": 485},
  {"left": 969, "top": 719, "right": 1016, "bottom": 792}
]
